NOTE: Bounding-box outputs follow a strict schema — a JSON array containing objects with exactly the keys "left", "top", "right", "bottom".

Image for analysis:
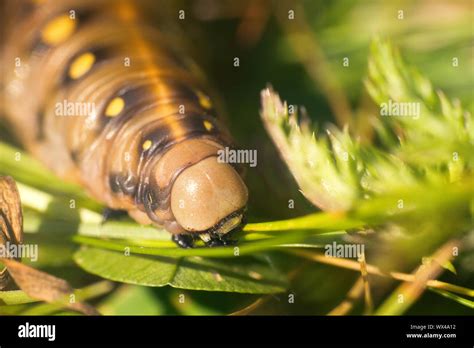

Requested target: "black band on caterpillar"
[{"left": 1, "top": 0, "right": 248, "bottom": 247}]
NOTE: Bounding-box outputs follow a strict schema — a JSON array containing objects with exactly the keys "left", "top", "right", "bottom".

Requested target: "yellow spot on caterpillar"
[
  {"left": 41, "top": 14, "right": 76, "bottom": 46},
  {"left": 196, "top": 91, "right": 212, "bottom": 110},
  {"left": 142, "top": 140, "right": 152, "bottom": 150},
  {"left": 69, "top": 52, "right": 95, "bottom": 79},
  {"left": 203, "top": 120, "right": 213, "bottom": 131},
  {"left": 248, "top": 271, "right": 263, "bottom": 280},
  {"left": 105, "top": 97, "right": 125, "bottom": 117}
]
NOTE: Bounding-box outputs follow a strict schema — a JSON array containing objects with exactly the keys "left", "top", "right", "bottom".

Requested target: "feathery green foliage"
[
  {"left": 261, "top": 40, "right": 473, "bottom": 214},
  {"left": 260, "top": 38, "right": 473, "bottom": 314}
]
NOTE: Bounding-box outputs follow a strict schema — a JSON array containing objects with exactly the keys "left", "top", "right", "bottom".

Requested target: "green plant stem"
[
  {"left": 73, "top": 229, "right": 341, "bottom": 258},
  {"left": 290, "top": 249, "right": 473, "bottom": 298},
  {"left": 19, "top": 281, "right": 113, "bottom": 315}
]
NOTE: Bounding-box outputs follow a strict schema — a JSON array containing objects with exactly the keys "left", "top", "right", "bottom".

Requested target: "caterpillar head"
[{"left": 169, "top": 156, "right": 248, "bottom": 241}]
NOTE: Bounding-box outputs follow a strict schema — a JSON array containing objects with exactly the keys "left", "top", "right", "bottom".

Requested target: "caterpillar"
[{"left": 1, "top": 0, "right": 248, "bottom": 248}]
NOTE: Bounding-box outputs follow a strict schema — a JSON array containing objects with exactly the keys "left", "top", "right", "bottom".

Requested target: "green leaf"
[
  {"left": 440, "top": 261, "right": 457, "bottom": 275},
  {"left": 73, "top": 229, "right": 344, "bottom": 259},
  {"left": 0, "top": 142, "right": 102, "bottom": 212},
  {"left": 260, "top": 87, "right": 359, "bottom": 211},
  {"left": 167, "top": 289, "right": 223, "bottom": 315},
  {"left": 244, "top": 212, "right": 364, "bottom": 232},
  {"left": 18, "top": 281, "right": 113, "bottom": 315},
  {"left": 429, "top": 288, "right": 474, "bottom": 309},
  {"left": 17, "top": 183, "right": 102, "bottom": 224},
  {"left": 365, "top": 38, "right": 474, "bottom": 167},
  {"left": 0, "top": 290, "right": 38, "bottom": 306},
  {"left": 74, "top": 247, "right": 288, "bottom": 294},
  {"left": 422, "top": 257, "right": 457, "bottom": 275},
  {"left": 98, "top": 285, "right": 168, "bottom": 315}
]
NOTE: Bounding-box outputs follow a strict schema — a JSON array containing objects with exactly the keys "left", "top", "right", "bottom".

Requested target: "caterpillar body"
[{"left": 1, "top": 0, "right": 248, "bottom": 247}]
